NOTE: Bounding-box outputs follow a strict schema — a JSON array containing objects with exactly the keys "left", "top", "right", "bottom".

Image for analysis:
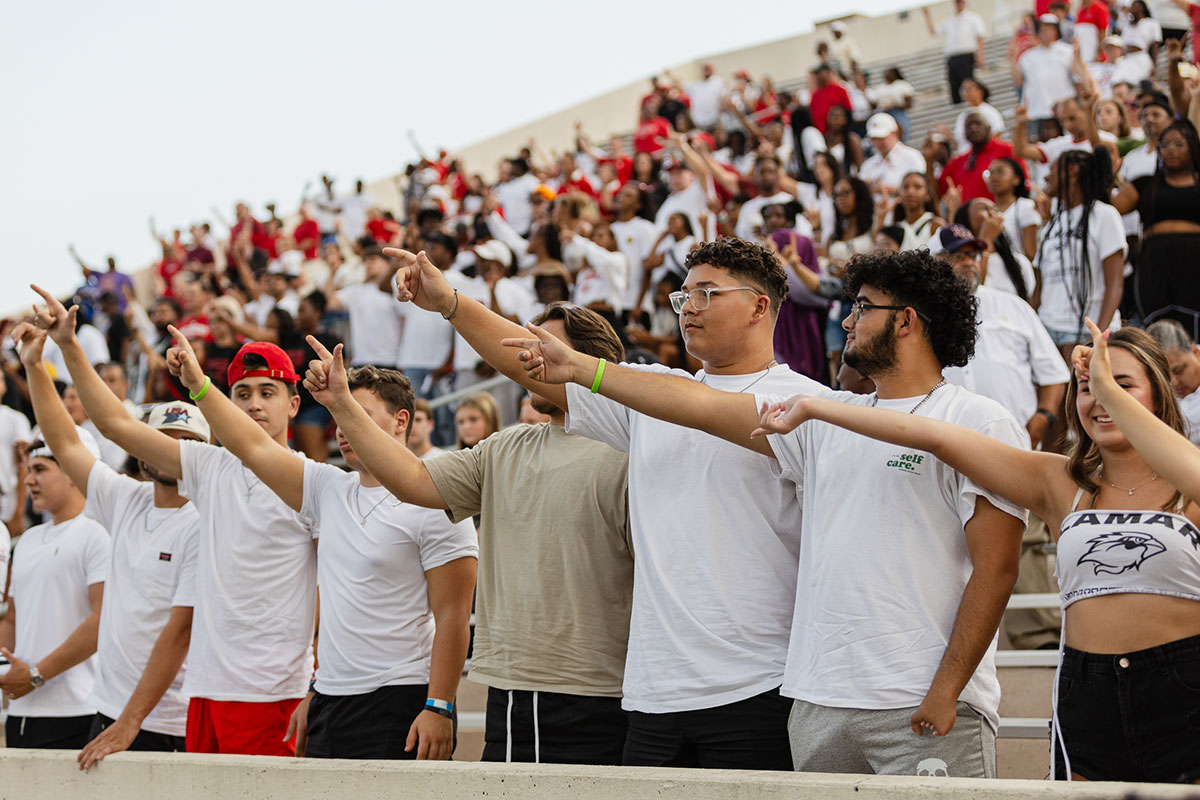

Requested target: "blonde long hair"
[
  {"left": 455, "top": 391, "right": 502, "bottom": 450},
  {"left": 1064, "top": 327, "right": 1186, "bottom": 509}
]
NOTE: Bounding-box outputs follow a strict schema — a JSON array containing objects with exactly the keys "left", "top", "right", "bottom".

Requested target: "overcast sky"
[{"left": 3, "top": 0, "right": 916, "bottom": 317}]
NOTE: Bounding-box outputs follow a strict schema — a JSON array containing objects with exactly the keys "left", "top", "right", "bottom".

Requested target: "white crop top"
[{"left": 1056, "top": 488, "right": 1200, "bottom": 608}]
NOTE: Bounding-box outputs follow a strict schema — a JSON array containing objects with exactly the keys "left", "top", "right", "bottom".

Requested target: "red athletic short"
[{"left": 186, "top": 697, "right": 303, "bottom": 755}]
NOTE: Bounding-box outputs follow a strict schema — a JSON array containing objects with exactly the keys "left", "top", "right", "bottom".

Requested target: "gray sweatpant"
[{"left": 788, "top": 699, "right": 996, "bottom": 777}]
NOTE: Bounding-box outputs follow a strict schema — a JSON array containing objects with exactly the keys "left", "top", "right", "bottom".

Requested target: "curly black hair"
[
  {"left": 842, "top": 249, "right": 978, "bottom": 368},
  {"left": 685, "top": 236, "right": 788, "bottom": 316}
]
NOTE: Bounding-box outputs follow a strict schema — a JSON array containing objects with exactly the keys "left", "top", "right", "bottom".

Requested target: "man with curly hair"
[
  {"left": 502, "top": 248, "right": 1028, "bottom": 778},
  {"left": 388, "top": 240, "right": 828, "bottom": 770}
]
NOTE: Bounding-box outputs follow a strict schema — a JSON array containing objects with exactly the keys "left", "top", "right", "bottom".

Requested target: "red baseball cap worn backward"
[{"left": 228, "top": 341, "right": 300, "bottom": 386}]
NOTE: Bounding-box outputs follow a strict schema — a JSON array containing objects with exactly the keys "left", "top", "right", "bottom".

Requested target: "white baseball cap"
[
  {"left": 474, "top": 240, "right": 513, "bottom": 268},
  {"left": 27, "top": 425, "right": 102, "bottom": 461},
  {"left": 146, "top": 402, "right": 211, "bottom": 442},
  {"left": 866, "top": 113, "right": 900, "bottom": 139}
]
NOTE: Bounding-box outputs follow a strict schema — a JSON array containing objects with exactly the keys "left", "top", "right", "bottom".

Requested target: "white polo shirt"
[
  {"left": 300, "top": 462, "right": 477, "bottom": 696},
  {"left": 943, "top": 285, "right": 1071, "bottom": 426},
  {"left": 178, "top": 441, "right": 317, "bottom": 702},
  {"left": 84, "top": 461, "right": 199, "bottom": 736},
  {"left": 8, "top": 515, "right": 111, "bottom": 718}
]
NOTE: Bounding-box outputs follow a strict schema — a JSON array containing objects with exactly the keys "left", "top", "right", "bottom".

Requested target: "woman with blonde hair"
[
  {"left": 455, "top": 391, "right": 501, "bottom": 450},
  {"left": 754, "top": 320, "right": 1200, "bottom": 783}
]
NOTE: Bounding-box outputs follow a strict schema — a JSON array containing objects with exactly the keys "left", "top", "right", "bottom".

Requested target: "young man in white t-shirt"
[
  {"left": 503, "top": 249, "right": 1028, "bottom": 777},
  {"left": 10, "top": 321, "right": 209, "bottom": 768},
  {"left": 30, "top": 286, "right": 318, "bottom": 756},
  {"left": 387, "top": 241, "right": 826, "bottom": 769},
  {"left": 306, "top": 299, "right": 634, "bottom": 765},
  {"left": 923, "top": 0, "right": 986, "bottom": 104},
  {"left": 0, "top": 416, "right": 109, "bottom": 749},
  {"left": 163, "top": 335, "right": 477, "bottom": 760},
  {"left": 326, "top": 245, "right": 404, "bottom": 368}
]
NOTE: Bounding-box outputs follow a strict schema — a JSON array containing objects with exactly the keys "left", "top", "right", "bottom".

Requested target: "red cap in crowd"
[{"left": 228, "top": 342, "right": 300, "bottom": 387}]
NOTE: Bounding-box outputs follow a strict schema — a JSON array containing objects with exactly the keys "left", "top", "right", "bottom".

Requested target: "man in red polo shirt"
[
  {"left": 810, "top": 64, "right": 852, "bottom": 134},
  {"left": 938, "top": 110, "right": 1021, "bottom": 203}
]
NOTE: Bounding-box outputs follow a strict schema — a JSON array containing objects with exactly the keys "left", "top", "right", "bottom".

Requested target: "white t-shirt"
[
  {"left": 937, "top": 10, "right": 986, "bottom": 55},
  {"left": 983, "top": 250, "right": 1038, "bottom": 299},
  {"left": 443, "top": 270, "right": 489, "bottom": 372},
  {"left": 612, "top": 216, "right": 660, "bottom": 311},
  {"left": 299, "top": 463, "right": 477, "bottom": 696},
  {"left": 0, "top": 405, "right": 31, "bottom": 523},
  {"left": 943, "top": 286, "right": 1071, "bottom": 424},
  {"left": 649, "top": 235, "right": 695, "bottom": 286},
  {"left": 178, "top": 441, "right": 317, "bottom": 701},
  {"left": 1126, "top": 16, "right": 1165, "bottom": 50},
  {"left": 397, "top": 303, "right": 454, "bottom": 372},
  {"left": 1036, "top": 201, "right": 1128, "bottom": 334},
  {"left": 8, "top": 515, "right": 111, "bottom": 718},
  {"left": 1119, "top": 143, "right": 1158, "bottom": 235},
  {"left": 684, "top": 75, "right": 728, "bottom": 128},
  {"left": 1111, "top": 51, "right": 1155, "bottom": 86},
  {"left": 1000, "top": 197, "right": 1041, "bottom": 257},
  {"left": 338, "top": 191, "right": 377, "bottom": 240},
  {"left": 1180, "top": 388, "right": 1200, "bottom": 447},
  {"left": 654, "top": 180, "right": 714, "bottom": 242},
  {"left": 494, "top": 173, "right": 542, "bottom": 235},
  {"left": 1018, "top": 43, "right": 1077, "bottom": 119},
  {"left": 954, "top": 103, "right": 1007, "bottom": 152},
  {"left": 759, "top": 383, "right": 1029, "bottom": 731},
  {"left": 565, "top": 363, "right": 828, "bottom": 713},
  {"left": 337, "top": 283, "right": 405, "bottom": 367},
  {"left": 81, "top": 418, "right": 128, "bottom": 472},
  {"left": 859, "top": 142, "right": 926, "bottom": 195},
  {"left": 795, "top": 184, "right": 836, "bottom": 245},
  {"left": 735, "top": 191, "right": 808, "bottom": 242},
  {"left": 873, "top": 80, "right": 915, "bottom": 110},
  {"left": 563, "top": 236, "right": 630, "bottom": 312},
  {"left": 84, "top": 462, "right": 199, "bottom": 736}
]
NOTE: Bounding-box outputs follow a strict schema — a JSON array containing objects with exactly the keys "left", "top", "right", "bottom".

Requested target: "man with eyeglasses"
[
  {"left": 937, "top": 111, "right": 1021, "bottom": 204},
  {"left": 501, "top": 248, "right": 1027, "bottom": 777},
  {"left": 387, "top": 239, "right": 826, "bottom": 770}
]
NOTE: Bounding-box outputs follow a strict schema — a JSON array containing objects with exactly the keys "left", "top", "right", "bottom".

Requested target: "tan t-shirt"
[{"left": 426, "top": 422, "right": 632, "bottom": 696}]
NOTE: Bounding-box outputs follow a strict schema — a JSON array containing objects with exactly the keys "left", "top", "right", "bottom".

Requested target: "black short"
[
  {"left": 87, "top": 713, "right": 185, "bottom": 752},
  {"left": 305, "top": 683, "right": 452, "bottom": 759},
  {"left": 482, "top": 688, "right": 627, "bottom": 765},
  {"left": 6, "top": 714, "right": 94, "bottom": 749},
  {"left": 623, "top": 686, "right": 793, "bottom": 770},
  {"left": 1055, "top": 633, "right": 1200, "bottom": 783}
]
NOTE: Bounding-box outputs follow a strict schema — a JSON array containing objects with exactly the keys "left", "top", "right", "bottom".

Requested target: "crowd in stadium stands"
[{"left": 1, "top": 0, "right": 1200, "bottom": 786}]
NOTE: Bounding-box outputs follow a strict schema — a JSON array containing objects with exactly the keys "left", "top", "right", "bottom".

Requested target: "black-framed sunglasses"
[{"left": 849, "top": 301, "right": 930, "bottom": 323}]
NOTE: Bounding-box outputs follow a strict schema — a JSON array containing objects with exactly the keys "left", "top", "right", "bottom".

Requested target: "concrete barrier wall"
[{"left": 0, "top": 750, "right": 1193, "bottom": 800}]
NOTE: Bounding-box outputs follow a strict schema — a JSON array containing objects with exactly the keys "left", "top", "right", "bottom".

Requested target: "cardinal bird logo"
[{"left": 1077, "top": 531, "right": 1167, "bottom": 575}]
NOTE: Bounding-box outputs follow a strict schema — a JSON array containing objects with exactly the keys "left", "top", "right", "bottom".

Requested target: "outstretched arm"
[
  {"left": 1075, "top": 319, "right": 1200, "bottom": 503},
  {"left": 164, "top": 326, "right": 303, "bottom": 511},
  {"left": 30, "top": 285, "right": 182, "bottom": 478},
  {"left": 77, "top": 606, "right": 192, "bottom": 770},
  {"left": 501, "top": 322, "right": 772, "bottom": 456},
  {"left": 386, "top": 248, "right": 570, "bottom": 413},
  {"left": 303, "top": 337, "right": 447, "bottom": 510},
  {"left": 753, "top": 395, "right": 1064, "bottom": 520},
  {"left": 11, "top": 324, "right": 97, "bottom": 495}
]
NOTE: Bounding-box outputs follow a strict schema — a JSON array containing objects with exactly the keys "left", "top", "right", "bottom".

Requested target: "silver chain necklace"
[
  {"left": 1101, "top": 470, "right": 1160, "bottom": 497},
  {"left": 355, "top": 486, "right": 401, "bottom": 524},
  {"left": 872, "top": 379, "right": 946, "bottom": 414},
  {"left": 700, "top": 361, "right": 778, "bottom": 393}
]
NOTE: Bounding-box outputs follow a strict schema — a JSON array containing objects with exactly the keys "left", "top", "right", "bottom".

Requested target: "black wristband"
[
  {"left": 1035, "top": 408, "right": 1058, "bottom": 428},
  {"left": 424, "top": 703, "right": 454, "bottom": 719}
]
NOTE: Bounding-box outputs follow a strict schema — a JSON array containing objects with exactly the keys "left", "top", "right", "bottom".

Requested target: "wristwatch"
[{"left": 29, "top": 662, "right": 44, "bottom": 689}]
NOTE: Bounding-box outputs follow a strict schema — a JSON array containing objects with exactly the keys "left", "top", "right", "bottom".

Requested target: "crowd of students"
[{"left": 1, "top": 0, "right": 1200, "bottom": 786}]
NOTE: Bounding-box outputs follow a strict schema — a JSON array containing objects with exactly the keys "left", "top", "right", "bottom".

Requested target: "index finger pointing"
[
  {"left": 306, "top": 334, "right": 334, "bottom": 360},
  {"left": 165, "top": 324, "right": 190, "bottom": 348},
  {"left": 30, "top": 284, "right": 60, "bottom": 308}
]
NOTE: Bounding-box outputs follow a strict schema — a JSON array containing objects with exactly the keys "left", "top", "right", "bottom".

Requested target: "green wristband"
[
  {"left": 590, "top": 359, "right": 607, "bottom": 394},
  {"left": 189, "top": 376, "right": 211, "bottom": 402}
]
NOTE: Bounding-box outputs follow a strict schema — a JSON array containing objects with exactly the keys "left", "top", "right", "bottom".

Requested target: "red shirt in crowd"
[
  {"left": 1076, "top": 0, "right": 1110, "bottom": 33},
  {"left": 158, "top": 259, "right": 183, "bottom": 297},
  {"left": 810, "top": 84, "right": 853, "bottom": 133},
  {"left": 601, "top": 155, "right": 634, "bottom": 184},
  {"left": 366, "top": 217, "right": 400, "bottom": 244},
  {"left": 938, "top": 138, "right": 1022, "bottom": 203},
  {"left": 1191, "top": 3, "right": 1200, "bottom": 62},
  {"left": 292, "top": 217, "right": 321, "bottom": 259},
  {"left": 635, "top": 116, "right": 672, "bottom": 154}
]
